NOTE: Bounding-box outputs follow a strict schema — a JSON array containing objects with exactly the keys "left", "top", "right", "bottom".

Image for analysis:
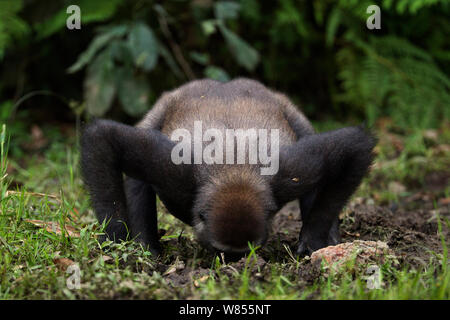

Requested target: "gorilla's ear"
[{"left": 279, "top": 126, "right": 377, "bottom": 190}]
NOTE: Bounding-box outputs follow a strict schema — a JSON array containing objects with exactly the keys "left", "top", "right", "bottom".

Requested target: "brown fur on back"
[{"left": 138, "top": 78, "right": 308, "bottom": 145}]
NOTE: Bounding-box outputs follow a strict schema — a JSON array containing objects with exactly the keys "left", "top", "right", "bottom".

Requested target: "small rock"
[{"left": 310, "top": 240, "right": 394, "bottom": 274}]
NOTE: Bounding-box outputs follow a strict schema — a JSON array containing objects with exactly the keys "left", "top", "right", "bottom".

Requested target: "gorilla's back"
[{"left": 139, "top": 78, "right": 313, "bottom": 147}]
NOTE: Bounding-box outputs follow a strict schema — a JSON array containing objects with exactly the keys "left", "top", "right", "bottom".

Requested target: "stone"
[{"left": 310, "top": 240, "right": 394, "bottom": 274}]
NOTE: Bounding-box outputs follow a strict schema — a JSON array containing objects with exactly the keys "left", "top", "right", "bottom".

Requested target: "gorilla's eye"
[
  {"left": 291, "top": 177, "right": 300, "bottom": 183},
  {"left": 199, "top": 211, "right": 206, "bottom": 222}
]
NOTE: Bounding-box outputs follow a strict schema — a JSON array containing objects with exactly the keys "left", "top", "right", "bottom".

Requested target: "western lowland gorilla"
[{"left": 81, "top": 78, "right": 376, "bottom": 257}]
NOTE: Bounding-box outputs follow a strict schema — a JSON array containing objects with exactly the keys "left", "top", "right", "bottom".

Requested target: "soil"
[{"left": 148, "top": 193, "right": 449, "bottom": 288}]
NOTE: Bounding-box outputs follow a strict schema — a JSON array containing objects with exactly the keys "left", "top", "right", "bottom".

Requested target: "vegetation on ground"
[{"left": 1, "top": 120, "right": 448, "bottom": 299}]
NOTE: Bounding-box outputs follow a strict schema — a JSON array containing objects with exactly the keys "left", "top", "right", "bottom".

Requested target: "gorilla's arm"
[
  {"left": 279, "top": 126, "right": 376, "bottom": 255},
  {"left": 80, "top": 119, "right": 191, "bottom": 254}
]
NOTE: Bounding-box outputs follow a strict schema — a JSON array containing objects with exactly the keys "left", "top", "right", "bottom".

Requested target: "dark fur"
[{"left": 80, "top": 78, "right": 376, "bottom": 256}]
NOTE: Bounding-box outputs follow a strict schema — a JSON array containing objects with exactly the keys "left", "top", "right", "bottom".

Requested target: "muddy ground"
[{"left": 141, "top": 179, "right": 449, "bottom": 292}]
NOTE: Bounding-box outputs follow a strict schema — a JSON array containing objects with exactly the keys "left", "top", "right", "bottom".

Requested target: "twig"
[{"left": 156, "top": 7, "right": 196, "bottom": 80}]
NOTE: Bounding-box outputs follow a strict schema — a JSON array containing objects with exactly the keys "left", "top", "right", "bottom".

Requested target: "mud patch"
[
  {"left": 259, "top": 198, "right": 448, "bottom": 282},
  {"left": 140, "top": 196, "right": 448, "bottom": 290},
  {"left": 340, "top": 203, "right": 448, "bottom": 268},
  {"left": 164, "top": 266, "right": 211, "bottom": 287}
]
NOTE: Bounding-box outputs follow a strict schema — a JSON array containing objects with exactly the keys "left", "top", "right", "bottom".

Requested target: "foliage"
[
  {"left": 64, "top": 1, "right": 258, "bottom": 117},
  {"left": 35, "top": 0, "right": 124, "bottom": 39},
  {"left": 0, "top": 0, "right": 29, "bottom": 59},
  {"left": 336, "top": 30, "right": 450, "bottom": 128},
  {"left": 328, "top": 1, "right": 450, "bottom": 128},
  {"left": 0, "top": 0, "right": 449, "bottom": 126},
  {"left": 1, "top": 123, "right": 449, "bottom": 299},
  {"left": 0, "top": 0, "right": 449, "bottom": 301}
]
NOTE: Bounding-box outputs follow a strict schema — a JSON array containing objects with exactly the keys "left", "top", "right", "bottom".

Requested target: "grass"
[{"left": 0, "top": 121, "right": 449, "bottom": 300}]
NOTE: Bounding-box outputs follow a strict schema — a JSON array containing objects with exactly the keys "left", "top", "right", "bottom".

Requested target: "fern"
[
  {"left": 382, "top": 0, "right": 450, "bottom": 14},
  {"left": 337, "top": 35, "right": 450, "bottom": 128}
]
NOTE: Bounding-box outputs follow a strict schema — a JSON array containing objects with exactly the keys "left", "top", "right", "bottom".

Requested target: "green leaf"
[
  {"left": 127, "top": 23, "right": 159, "bottom": 71},
  {"left": 204, "top": 66, "right": 230, "bottom": 82},
  {"left": 0, "top": 0, "right": 23, "bottom": 12},
  {"left": 325, "top": 7, "right": 341, "bottom": 47},
  {"left": 0, "top": 0, "right": 29, "bottom": 59},
  {"left": 35, "top": 0, "right": 123, "bottom": 39},
  {"left": 218, "top": 24, "right": 260, "bottom": 71},
  {"left": 109, "top": 39, "right": 134, "bottom": 66},
  {"left": 158, "top": 42, "right": 183, "bottom": 79},
  {"left": 67, "top": 24, "right": 128, "bottom": 74},
  {"left": 190, "top": 51, "right": 210, "bottom": 65},
  {"left": 201, "top": 20, "right": 217, "bottom": 36},
  {"left": 214, "top": 1, "right": 241, "bottom": 20},
  {"left": 83, "top": 50, "right": 116, "bottom": 116},
  {"left": 117, "top": 69, "right": 151, "bottom": 117}
]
